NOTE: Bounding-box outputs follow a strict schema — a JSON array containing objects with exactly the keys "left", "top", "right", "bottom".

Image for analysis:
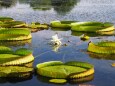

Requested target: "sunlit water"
[{"left": 0, "top": 0, "right": 115, "bottom": 86}]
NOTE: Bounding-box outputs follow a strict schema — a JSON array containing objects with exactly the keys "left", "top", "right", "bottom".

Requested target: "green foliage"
[
  {"left": 38, "top": 65, "right": 86, "bottom": 78},
  {"left": 80, "top": 34, "right": 90, "bottom": 41},
  {"left": 0, "top": 28, "right": 31, "bottom": 41},
  {"left": 0, "top": 46, "right": 13, "bottom": 54},
  {"left": 0, "top": 17, "right": 14, "bottom": 22},
  {"left": 0, "top": 28, "right": 30, "bottom": 36},
  {"left": 15, "top": 48, "right": 32, "bottom": 56},
  {"left": 97, "top": 41, "right": 115, "bottom": 47},
  {"left": 0, "top": 21, "right": 27, "bottom": 28},
  {"left": 71, "top": 22, "right": 114, "bottom": 32},
  {"left": 88, "top": 41, "right": 115, "bottom": 54},
  {"left": 60, "top": 21, "right": 77, "bottom": 24},
  {"left": 37, "top": 61, "right": 63, "bottom": 69},
  {"left": 29, "top": 22, "right": 48, "bottom": 29},
  {"left": 65, "top": 61, "right": 94, "bottom": 69},
  {"left": 50, "top": 20, "right": 77, "bottom": 28},
  {"left": 49, "top": 79, "right": 67, "bottom": 84},
  {"left": 0, "top": 46, "right": 34, "bottom": 66},
  {"left": 0, "top": 54, "right": 20, "bottom": 64},
  {"left": 36, "top": 61, "right": 94, "bottom": 79}
]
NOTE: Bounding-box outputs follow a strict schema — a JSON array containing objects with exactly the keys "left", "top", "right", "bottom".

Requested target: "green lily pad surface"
[
  {"left": 36, "top": 61, "right": 94, "bottom": 79},
  {"left": 71, "top": 22, "right": 114, "bottom": 32},
  {"left": 0, "top": 46, "right": 34, "bottom": 66},
  {"left": 88, "top": 41, "right": 115, "bottom": 54}
]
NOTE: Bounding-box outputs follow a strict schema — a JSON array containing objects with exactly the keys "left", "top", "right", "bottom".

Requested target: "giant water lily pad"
[
  {"left": 88, "top": 41, "right": 115, "bottom": 54},
  {"left": 50, "top": 20, "right": 77, "bottom": 28},
  {"left": 0, "top": 21, "right": 27, "bottom": 28},
  {"left": 0, "top": 28, "right": 32, "bottom": 41},
  {"left": 36, "top": 61, "right": 94, "bottom": 79},
  {"left": 0, "top": 46, "right": 34, "bottom": 66},
  {"left": 49, "top": 79, "right": 67, "bottom": 84},
  {"left": 29, "top": 22, "right": 48, "bottom": 29},
  {"left": 71, "top": 22, "right": 114, "bottom": 32},
  {"left": 0, "top": 39, "right": 31, "bottom": 46},
  {"left": 0, "top": 17, "right": 14, "bottom": 22}
]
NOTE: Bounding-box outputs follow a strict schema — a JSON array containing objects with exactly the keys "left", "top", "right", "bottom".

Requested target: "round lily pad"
[
  {"left": 49, "top": 79, "right": 67, "bottom": 84},
  {"left": 36, "top": 61, "right": 94, "bottom": 79},
  {"left": 0, "top": 46, "right": 34, "bottom": 66},
  {"left": 88, "top": 41, "right": 115, "bottom": 54}
]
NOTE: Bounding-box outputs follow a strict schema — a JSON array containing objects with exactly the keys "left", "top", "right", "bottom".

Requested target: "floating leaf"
[
  {"left": 0, "top": 46, "right": 34, "bottom": 66},
  {"left": 50, "top": 20, "right": 77, "bottom": 28},
  {"left": 88, "top": 41, "right": 115, "bottom": 54},
  {"left": 71, "top": 22, "right": 114, "bottom": 32},
  {"left": 36, "top": 61, "right": 94, "bottom": 79},
  {"left": 49, "top": 79, "right": 67, "bottom": 84}
]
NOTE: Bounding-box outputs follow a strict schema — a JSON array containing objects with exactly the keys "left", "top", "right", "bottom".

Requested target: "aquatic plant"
[
  {"left": 49, "top": 79, "right": 67, "bottom": 84},
  {"left": 0, "top": 17, "right": 14, "bottom": 22},
  {"left": 36, "top": 61, "right": 94, "bottom": 80},
  {"left": 0, "top": 28, "right": 32, "bottom": 41},
  {"left": 0, "top": 39, "right": 31, "bottom": 46},
  {"left": 0, "top": 21, "right": 27, "bottom": 28},
  {"left": 50, "top": 20, "right": 77, "bottom": 28},
  {"left": 80, "top": 34, "right": 90, "bottom": 41},
  {"left": 29, "top": 22, "right": 48, "bottom": 29},
  {"left": 0, "top": 66, "right": 33, "bottom": 78},
  {"left": 0, "top": 46, "right": 34, "bottom": 66},
  {"left": 71, "top": 22, "right": 114, "bottom": 32},
  {"left": 88, "top": 41, "right": 115, "bottom": 54}
]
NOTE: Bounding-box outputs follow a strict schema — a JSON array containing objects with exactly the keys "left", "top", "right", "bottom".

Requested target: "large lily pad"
[
  {"left": 29, "top": 22, "right": 48, "bottom": 29},
  {"left": 36, "top": 61, "right": 94, "bottom": 79},
  {"left": 50, "top": 20, "right": 77, "bottom": 28},
  {"left": 88, "top": 41, "right": 115, "bottom": 54},
  {"left": 0, "top": 17, "right": 14, "bottom": 22},
  {"left": 0, "top": 46, "right": 34, "bottom": 66},
  {"left": 0, "top": 66, "right": 33, "bottom": 78},
  {"left": 0, "top": 28, "right": 32, "bottom": 41},
  {"left": 0, "top": 21, "right": 27, "bottom": 28},
  {"left": 71, "top": 22, "right": 114, "bottom": 32}
]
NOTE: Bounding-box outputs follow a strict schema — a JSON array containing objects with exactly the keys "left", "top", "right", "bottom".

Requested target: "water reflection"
[
  {"left": 0, "top": 0, "right": 80, "bottom": 15},
  {"left": 88, "top": 52, "right": 115, "bottom": 60},
  {"left": 37, "top": 74, "right": 94, "bottom": 85},
  {"left": 0, "top": 40, "right": 31, "bottom": 47},
  {"left": 0, "top": 65, "right": 33, "bottom": 83},
  {"left": 51, "top": 0, "right": 80, "bottom": 15},
  {"left": 0, "top": 0, "right": 17, "bottom": 9},
  {"left": 71, "top": 31, "right": 115, "bottom": 37},
  {"left": 18, "top": 0, "right": 80, "bottom": 15}
]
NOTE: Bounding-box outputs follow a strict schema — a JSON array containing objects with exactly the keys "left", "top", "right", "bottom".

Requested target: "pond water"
[{"left": 0, "top": 0, "right": 115, "bottom": 86}]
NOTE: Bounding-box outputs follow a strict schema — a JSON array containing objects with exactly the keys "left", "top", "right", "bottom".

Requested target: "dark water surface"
[{"left": 0, "top": 0, "right": 115, "bottom": 86}]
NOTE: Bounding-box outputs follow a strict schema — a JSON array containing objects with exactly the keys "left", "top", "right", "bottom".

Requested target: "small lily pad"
[
  {"left": 111, "top": 63, "right": 115, "bottom": 67},
  {"left": 49, "top": 79, "right": 67, "bottom": 84}
]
